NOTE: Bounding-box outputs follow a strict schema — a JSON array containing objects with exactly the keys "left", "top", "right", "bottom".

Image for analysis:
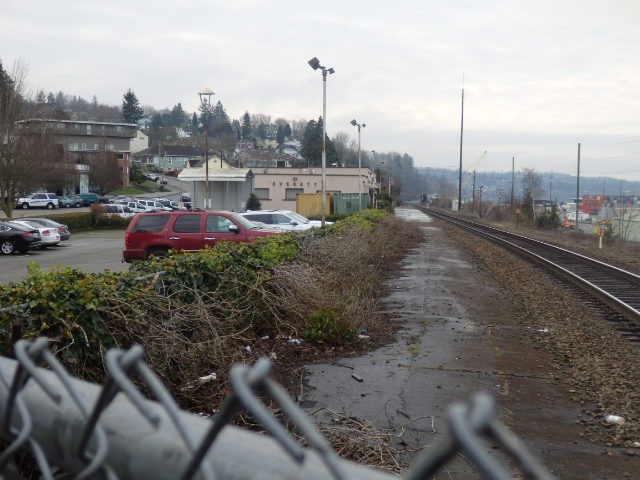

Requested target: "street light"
[
  {"left": 198, "top": 88, "right": 215, "bottom": 209},
  {"left": 308, "top": 57, "right": 335, "bottom": 226},
  {"left": 350, "top": 119, "right": 366, "bottom": 210}
]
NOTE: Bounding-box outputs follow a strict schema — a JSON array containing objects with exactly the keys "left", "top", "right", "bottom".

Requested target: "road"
[{"left": 0, "top": 229, "right": 129, "bottom": 285}]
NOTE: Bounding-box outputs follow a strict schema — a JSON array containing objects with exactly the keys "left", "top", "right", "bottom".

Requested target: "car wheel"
[
  {"left": 0, "top": 240, "right": 15, "bottom": 254},
  {"left": 146, "top": 247, "right": 169, "bottom": 259},
  {"left": 21, "top": 203, "right": 29, "bottom": 209},
  {"left": 46, "top": 203, "right": 54, "bottom": 209},
  {"left": 75, "top": 202, "right": 81, "bottom": 208}
]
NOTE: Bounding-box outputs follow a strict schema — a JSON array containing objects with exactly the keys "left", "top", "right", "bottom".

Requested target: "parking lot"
[{"left": 0, "top": 229, "right": 130, "bottom": 285}]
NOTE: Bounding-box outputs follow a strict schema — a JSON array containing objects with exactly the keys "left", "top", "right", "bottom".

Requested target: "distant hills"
[{"left": 416, "top": 167, "right": 640, "bottom": 204}]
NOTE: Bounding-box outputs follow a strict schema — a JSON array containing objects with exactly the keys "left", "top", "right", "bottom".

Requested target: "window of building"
[
  {"left": 81, "top": 143, "right": 86, "bottom": 150},
  {"left": 74, "top": 123, "right": 80, "bottom": 129},
  {"left": 285, "top": 188, "right": 303, "bottom": 200},
  {"left": 87, "top": 125, "right": 92, "bottom": 134},
  {"left": 254, "top": 188, "right": 269, "bottom": 200},
  {"left": 94, "top": 144, "right": 99, "bottom": 150},
  {"left": 116, "top": 126, "right": 123, "bottom": 132}
]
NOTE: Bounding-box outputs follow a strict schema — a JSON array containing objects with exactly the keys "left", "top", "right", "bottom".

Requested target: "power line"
[
  {"left": 581, "top": 151, "right": 640, "bottom": 160},
  {"left": 582, "top": 138, "right": 640, "bottom": 147}
]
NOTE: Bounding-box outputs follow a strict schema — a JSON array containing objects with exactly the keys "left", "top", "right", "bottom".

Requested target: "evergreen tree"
[
  {"left": 283, "top": 123, "right": 292, "bottom": 139},
  {"left": 209, "top": 100, "right": 233, "bottom": 136},
  {"left": 301, "top": 118, "right": 339, "bottom": 167},
  {"left": 191, "top": 112, "right": 199, "bottom": 137},
  {"left": 241, "top": 111, "right": 252, "bottom": 138},
  {"left": 35, "top": 90, "right": 46, "bottom": 105},
  {"left": 46, "top": 92, "right": 56, "bottom": 106},
  {"left": 121, "top": 88, "right": 143, "bottom": 123},
  {"left": 170, "top": 103, "right": 186, "bottom": 128},
  {"left": 245, "top": 192, "right": 261, "bottom": 210},
  {"left": 276, "top": 125, "right": 285, "bottom": 145}
]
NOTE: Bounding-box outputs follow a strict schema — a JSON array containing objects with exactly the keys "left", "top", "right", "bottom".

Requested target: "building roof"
[{"left": 178, "top": 158, "right": 253, "bottom": 182}]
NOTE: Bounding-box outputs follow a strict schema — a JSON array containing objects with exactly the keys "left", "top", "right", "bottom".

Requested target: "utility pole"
[
  {"left": 457, "top": 87, "right": 464, "bottom": 211},
  {"left": 510, "top": 157, "right": 515, "bottom": 209},
  {"left": 472, "top": 170, "right": 476, "bottom": 214},
  {"left": 576, "top": 142, "right": 581, "bottom": 227}
]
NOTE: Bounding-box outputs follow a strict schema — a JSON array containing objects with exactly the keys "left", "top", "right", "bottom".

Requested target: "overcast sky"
[{"left": 3, "top": 0, "right": 640, "bottom": 181}]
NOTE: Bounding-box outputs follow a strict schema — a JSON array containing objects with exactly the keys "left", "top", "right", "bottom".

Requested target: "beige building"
[{"left": 252, "top": 167, "right": 377, "bottom": 210}]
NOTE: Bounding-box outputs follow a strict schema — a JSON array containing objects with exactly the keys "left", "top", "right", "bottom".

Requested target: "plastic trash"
[{"left": 605, "top": 415, "right": 625, "bottom": 425}]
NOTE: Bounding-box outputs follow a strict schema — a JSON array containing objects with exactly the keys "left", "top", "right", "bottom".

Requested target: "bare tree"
[
  {"left": 0, "top": 59, "right": 49, "bottom": 217},
  {"left": 331, "top": 131, "right": 351, "bottom": 167},
  {"left": 521, "top": 168, "right": 543, "bottom": 199},
  {"left": 610, "top": 201, "right": 640, "bottom": 243}
]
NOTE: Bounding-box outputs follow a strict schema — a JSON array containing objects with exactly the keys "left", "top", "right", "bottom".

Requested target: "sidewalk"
[{"left": 301, "top": 207, "right": 638, "bottom": 479}]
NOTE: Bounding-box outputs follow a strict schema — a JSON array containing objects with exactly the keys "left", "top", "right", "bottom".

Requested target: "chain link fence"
[{"left": 0, "top": 338, "right": 556, "bottom": 479}]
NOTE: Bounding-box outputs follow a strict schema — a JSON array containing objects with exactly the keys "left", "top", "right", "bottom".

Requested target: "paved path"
[{"left": 302, "top": 207, "right": 639, "bottom": 479}]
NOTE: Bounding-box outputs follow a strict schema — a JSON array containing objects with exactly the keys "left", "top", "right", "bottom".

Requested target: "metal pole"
[
  {"left": 576, "top": 142, "right": 581, "bottom": 227},
  {"left": 0, "top": 355, "right": 392, "bottom": 480},
  {"left": 357, "top": 125, "right": 362, "bottom": 210},
  {"left": 457, "top": 88, "right": 464, "bottom": 211},
  {"left": 472, "top": 171, "right": 476, "bottom": 214},
  {"left": 321, "top": 69, "right": 327, "bottom": 226},
  {"left": 204, "top": 121, "right": 209, "bottom": 209},
  {"left": 510, "top": 157, "right": 514, "bottom": 209}
]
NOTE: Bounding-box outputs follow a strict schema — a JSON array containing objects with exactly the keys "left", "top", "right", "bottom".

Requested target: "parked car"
[
  {"left": 101, "top": 204, "right": 135, "bottom": 218},
  {"left": 153, "top": 198, "right": 185, "bottom": 211},
  {"left": 115, "top": 200, "right": 152, "bottom": 213},
  {"left": 135, "top": 199, "right": 172, "bottom": 212},
  {"left": 58, "top": 195, "right": 82, "bottom": 208},
  {"left": 9, "top": 219, "right": 61, "bottom": 248},
  {"left": 15, "top": 192, "right": 59, "bottom": 210},
  {"left": 21, "top": 217, "right": 71, "bottom": 241},
  {"left": 0, "top": 221, "right": 42, "bottom": 254},
  {"left": 145, "top": 173, "right": 159, "bottom": 182},
  {"left": 239, "top": 210, "right": 332, "bottom": 231},
  {"left": 180, "top": 193, "right": 192, "bottom": 202},
  {"left": 76, "top": 192, "right": 108, "bottom": 206},
  {"left": 122, "top": 211, "right": 281, "bottom": 262}
]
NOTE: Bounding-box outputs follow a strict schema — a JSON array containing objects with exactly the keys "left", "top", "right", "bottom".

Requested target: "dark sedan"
[
  {"left": 21, "top": 217, "right": 71, "bottom": 241},
  {"left": 0, "top": 221, "right": 42, "bottom": 254}
]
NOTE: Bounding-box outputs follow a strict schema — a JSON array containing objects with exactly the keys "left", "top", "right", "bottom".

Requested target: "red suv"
[{"left": 122, "top": 211, "right": 280, "bottom": 262}]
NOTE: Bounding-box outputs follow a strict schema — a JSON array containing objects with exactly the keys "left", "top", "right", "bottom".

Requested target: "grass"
[{"left": 108, "top": 181, "right": 172, "bottom": 196}]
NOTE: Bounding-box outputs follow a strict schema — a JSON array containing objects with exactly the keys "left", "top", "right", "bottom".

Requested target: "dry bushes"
[
  {"left": 112, "top": 212, "right": 423, "bottom": 411},
  {"left": 0, "top": 211, "right": 424, "bottom": 413}
]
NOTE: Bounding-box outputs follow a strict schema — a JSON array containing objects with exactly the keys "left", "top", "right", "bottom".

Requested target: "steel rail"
[{"left": 418, "top": 207, "right": 640, "bottom": 326}]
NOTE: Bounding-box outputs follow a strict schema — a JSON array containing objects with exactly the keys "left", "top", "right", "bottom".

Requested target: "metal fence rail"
[{"left": 0, "top": 338, "right": 556, "bottom": 480}]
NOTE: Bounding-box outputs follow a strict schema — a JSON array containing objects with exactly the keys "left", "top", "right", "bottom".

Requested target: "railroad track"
[{"left": 413, "top": 206, "right": 640, "bottom": 341}]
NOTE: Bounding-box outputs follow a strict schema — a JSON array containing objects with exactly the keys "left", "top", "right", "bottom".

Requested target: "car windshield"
[
  {"left": 288, "top": 212, "right": 310, "bottom": 224},
  {"left": 230, "top": 212, "right": 266, "bottom": 230}
]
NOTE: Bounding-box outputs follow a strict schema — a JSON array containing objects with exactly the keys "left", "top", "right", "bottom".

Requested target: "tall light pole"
[
  {"left": 308, "top": 57, "right": 334, "bottom": 226},
  {"left": 198, "top": 88, "right": 215, "bottom": 209},
  {"left": 350, "top": 119, "right": 366, "bottom": 210}
]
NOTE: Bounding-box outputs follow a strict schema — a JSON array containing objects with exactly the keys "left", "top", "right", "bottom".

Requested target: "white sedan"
[{"left": 8, "top": 219, "right": 61, "bottom": 248}]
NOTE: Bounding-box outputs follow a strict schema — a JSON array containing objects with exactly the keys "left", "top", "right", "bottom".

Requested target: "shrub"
[
  {"left": 304, "top": 309, "right": 358, "bottom": 346},
  {"left": 245, "top": 193, "right": 261, "bottom": 210}
]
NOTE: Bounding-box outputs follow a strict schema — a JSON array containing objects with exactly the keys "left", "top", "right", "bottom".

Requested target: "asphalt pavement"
[
  {"left": 0, "top": 230, "right": 129, "bottom": 285},
  {"left": 301, "top": 207, "right": 634, "bottom": 478}
]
